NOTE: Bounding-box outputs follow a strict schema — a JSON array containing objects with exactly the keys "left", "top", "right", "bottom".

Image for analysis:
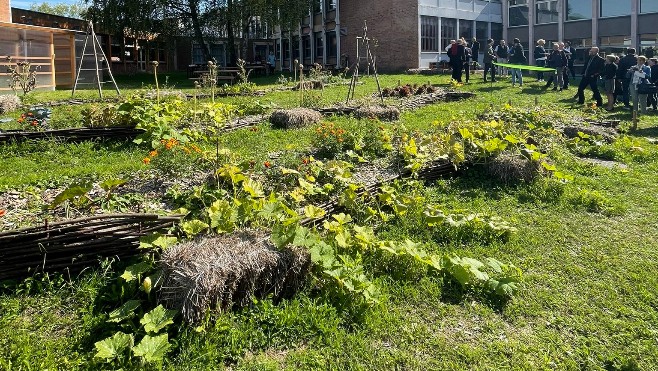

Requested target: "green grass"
[{"left": 2, "top": 72, "right": 658, "bottom": 369}]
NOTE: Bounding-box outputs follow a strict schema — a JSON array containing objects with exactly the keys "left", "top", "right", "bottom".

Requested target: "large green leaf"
[
  {"left": 132, "top": 334, "right": 171, "bottom": 363},
  {"left": 94, "top": 331, "right": 133, "bottom": 361},
  {"left": 181, "top": 219, "right": 209, "bottom": 238},
  {"left": 49, "top": 182, "right": 92, "bottom": 209},
  {"left": 107, "top": 300, "right": 141, "bottom": 323},
  {"left": 140, "top": 305, "right": 177, "bottom": 333},
  {"left": 139, "top": 233, "right": 178, "bottom": 250},
  {"left": 120, "top": 262, "right": 152, "bottom": 282},
  {"left": 100, "top": 178, "right": 127, "bottom": 192}
]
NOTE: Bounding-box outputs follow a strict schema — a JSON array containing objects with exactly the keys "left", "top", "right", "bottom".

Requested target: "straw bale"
[
  {"left": 353, "top": 105, "right": 400, "bottom": 121},
  {"left": 0, "top": 95, "right": 20, "bottom": 114},
  {"left": 269, "top": 108, "right": 323, "bottom": 129},
  {"left": 487, "top": 152, "right": 543, "bottom": 184},
  {"left": 158, "top": 230, "right": 311, "bottom": 322},
  {"left": 561, "top": 125, "right": 616, "bottom": 143}
]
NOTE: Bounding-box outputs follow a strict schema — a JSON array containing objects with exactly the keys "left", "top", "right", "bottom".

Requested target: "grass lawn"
[{"left": 1, "top": 71, "right": 658, "bottom": 370}]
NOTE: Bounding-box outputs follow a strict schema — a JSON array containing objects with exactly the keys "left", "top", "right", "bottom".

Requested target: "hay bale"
[
  {"left": 293, "top": 80, "right": 324, "bottom": 90},
  {"left": 0, "top": 95, "right": 21, "bottom": 114},
  {"left": 353, "top": 105, "right": 401, "bottom": 121},
  {"left": 269, "top": 108, "right": 323, "bottom": 129},
  {"left": 158, "top": 230, "right": 311, "bottom": 322},
  {"left": 487, "top": 152, "right": 543, "bottom": 184}
]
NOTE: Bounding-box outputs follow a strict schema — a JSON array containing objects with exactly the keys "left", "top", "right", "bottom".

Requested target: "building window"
[
  {"left": 509, "top": 0, "right": 527, "bottom": 5},
  {"left": 326, "top": 0, "right": 336, "bottom": 11},
  {"left": 421, "top": 16, "right": 439, "bottom": 52},
  {"left": 302, "top": 36, "right": 311, "bottom": 61},
  {"left": 315, "top": 32, "right": 323, "bottom": 58},
  {"left": 441, "top": 18, "right": 457, "bottom": 52},
  {"left": 292, "top": 36, "right": 300, "bottom": 60},
  {"left": 566, "top": 0, "right": 592, "bottom": 20},
  {"left": 640, "top": 34, "right": 658, "bottom": 58},
  {"left": 536, "top": 1, "right": 558, "bottom": 24},
  {"left": 459, "top": 19, "right": 472, "bottom": 40},
  {"left": 600, "top": 0, "right": 631, "bottom": 18},
  {"left": 476, "top": 21, "right": 488, "bottom": 42},
  {"left": 282, "top": 39, "right": 290, "bottom": 60},
  {"left": 599, "top": 35, "right": 632, "bottom": 55},
  {"left": 326, "top": 32, "right": 337, "bottom": 58},
  {"left": 490, "top": 23, "right": 503, "bottom": 42},
  {"left": 509, "top": 4, "right": 529, "bottom": 26},
  {"left": 641, "top": 0, "right": 658, "bottom": 14}
]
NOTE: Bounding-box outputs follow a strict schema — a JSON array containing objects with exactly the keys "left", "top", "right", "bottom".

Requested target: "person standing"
[
  {"left": 576, "top": 47, "right": 605, "bottom": 107},
  {"left": 266, "top": 51, "right": 276, "bottom": 75},
  {"left": 495, "top": 40, "right": 509, "bottom": 76},
  {"left": 560, "top": 42, "right": 571, "bottom": 89},
  {"left": 483, "top": 38, "right": 496, "bottom": 82},
  {"left": 602, "top": 55, "right": 618, "bottom": 111},
  {"left": 619, "top": 48, "right": 638, "bottom": 109},
  {"left": 448, "top": 39, "right": 466, "bottom": 83},
  {"left": 629, "top": 55, "right": 651, "bottom": 115},
  {"left": 534, "top": 39, "right": 547, "bottom": 82},
  {"left": 648, "top": 58, "right": 658, "bottom": 110},
  {"left": 564, "top": 41, "right": 577, "bottom": 79},
  {"left": 545, "top": 43, "right": 567, "bottom": 91},
  {"left": 471, "top": 37, "right": 480, "bottom": 65},
  {"left": 508, "top": 38, "right": 526, "bottom": 87},
  {"left": 463, "top": 38, "right": 472, "bottom": 83}
]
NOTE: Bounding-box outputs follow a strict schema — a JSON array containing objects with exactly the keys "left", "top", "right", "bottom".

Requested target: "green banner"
[{"left": 493, "top": 62, "right": 556, "bottom": 72}]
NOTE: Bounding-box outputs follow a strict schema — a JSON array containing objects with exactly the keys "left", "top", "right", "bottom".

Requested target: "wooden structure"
[{"left": 0, "top": 21, "right": 77, "bottom": 91}]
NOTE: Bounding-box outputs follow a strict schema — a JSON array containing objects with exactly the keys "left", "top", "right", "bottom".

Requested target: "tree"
[{"left": 30, "top": 2, "right": 88, "bottom": 19}]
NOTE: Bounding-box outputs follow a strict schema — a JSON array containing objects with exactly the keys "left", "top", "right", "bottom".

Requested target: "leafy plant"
[{"left": 6, "top": 59, "right": 39, "bottom": 95}]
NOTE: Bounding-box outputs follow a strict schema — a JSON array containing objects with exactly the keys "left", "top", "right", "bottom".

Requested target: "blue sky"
[{"left": 11, "top": 0, "right": 81, "bottom": 10}]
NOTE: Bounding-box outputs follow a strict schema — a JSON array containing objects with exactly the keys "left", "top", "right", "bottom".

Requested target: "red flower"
[
  {"left": 0, "top": 210, "right": 5, "bottom": 217},
  {"left": 264, "top": 161, "right": 271, "bottom": 168}
]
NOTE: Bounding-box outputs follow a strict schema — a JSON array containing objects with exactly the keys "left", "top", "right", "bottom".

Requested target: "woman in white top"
[{"left": 629, "top": 55, "right": 652, "bottom": 114}]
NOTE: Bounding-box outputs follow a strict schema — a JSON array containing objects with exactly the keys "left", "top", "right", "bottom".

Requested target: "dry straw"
[
  {"left": 0, "top": 95, "right": 21, "bottom": 114},
  {"left": 353, "top": 105, "right": 401, "bottom": 121},
  {"left": 158, "top": 230, "right": 311, "bottom": 323},
  {"left": 487, "top": 153, "right": 544, "bottom": 184},
  {"left": 269, "top": 108, "right": 323, "bottom": 129}
]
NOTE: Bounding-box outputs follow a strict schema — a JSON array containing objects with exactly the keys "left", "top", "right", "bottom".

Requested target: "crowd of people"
[{"left": 461, "top": 38, "right": 658, "bottom": 115}]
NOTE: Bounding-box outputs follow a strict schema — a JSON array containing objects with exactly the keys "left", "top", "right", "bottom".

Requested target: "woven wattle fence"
[
  {"left": 0, "top": 126, "right": 145, "bottom": 144},
  {"left": 0, "top": 214, "right": 181, "bottom": 281}
]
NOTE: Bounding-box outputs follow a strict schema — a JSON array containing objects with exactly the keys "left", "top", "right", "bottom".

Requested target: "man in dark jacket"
[
  {"left": 618, "top": 48, "right": 638, "bottom": 108},
  {"left": 471, "top": 37, "right": 480, "bottom": 64},
  {"left": 576, "top": 47, "right": 605, "bottom": 107},
  {"left": 448, "top": 39, "right": 466, "bottom": 82},
  {"left": 483, "top": 38, "right": 496, "bottom": 82}
]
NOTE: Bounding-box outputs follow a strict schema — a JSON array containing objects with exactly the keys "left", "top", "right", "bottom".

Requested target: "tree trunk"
[
  {"left": 189, "top": 0, "right": 211, "bottom": 62},
  {"left": 226, "top": 0, "right": 237, "bottom": 65}
]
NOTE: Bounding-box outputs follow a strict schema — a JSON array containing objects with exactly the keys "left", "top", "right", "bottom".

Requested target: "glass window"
[
  {"left": 509, "top": 0, "right": 527, "bottom": 4},
  {"left": 566, "top": 0, "right": 592, "bottom": 20},
  {"left": 600, "top": 0, "right": 631, "bottom": 18},
  {"left": 641, "top": 0, "right": 658, "bottom": 13},
  {"left": 315, "top": 32, "right": 323, "bottom": 58},
  {"left": 421, "top": 16, "right": 439, "bottom": 52},
  {"left": 441, "top": 18, "right": 457, "bottom": 52},
  {"left": 302, "top": 36, "right": 311, "bottom": 61},
  {"left": 640, "top": 34, "right": 658, "bottom": 58},
  {"left": 326, "top": 32, "right": 337, "bottom": 58},
  {"left": 326, "top": 0, "right": 336, "bottom": 11},
  {"left": 459, "top": 19, "right": 473, "bottom": 39},
  {"left": 536, "top": 1, "right": 558, "bottom": 24},
  {"left": 509, "top": 5, "right": 529, "bottom": 26},
  {"left": 476, "top": 21, "right": 488, "bottom": 41},
  {"left": 292, "top": 36, "right": 300, "bottom": 60},
  {"left": 491, "top": 23, "right": 503, "bottom": 42}
]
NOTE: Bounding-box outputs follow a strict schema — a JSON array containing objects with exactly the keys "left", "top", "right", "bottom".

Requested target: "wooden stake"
[{"left": 632, "top": 110, "right": 638, "bottom": 130}]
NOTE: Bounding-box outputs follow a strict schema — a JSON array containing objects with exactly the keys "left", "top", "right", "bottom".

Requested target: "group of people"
[
  {"left": 478, "top": 38, "right": 656, "bottom": 114},
  {"left": 445, "top": 37, "right": 480, "bottom": 83}
]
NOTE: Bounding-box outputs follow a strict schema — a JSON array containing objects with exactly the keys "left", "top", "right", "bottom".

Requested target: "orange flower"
[
  {"left": 31, "top": 121, "right": 37, "bottom": 126},
  {"left": 190, "top": 144, "right": 202, "bottom": 153},
  {"left": 302, "top": 158, "right": 309, "bottom": 165},
  {"left": 160, "top": 139, "right": 167, "bottom": 144},
  {"left": 264, "top": 161, "right": 271, "bottom": 168},
  {"left": 27, "top": 112, "right": 33, "bottom": 116},
  {"left": 17, "top": 118, "right": 24, "bottom": 123},
  {"left": 142, "top": 157, "right": 151, "bottom": 164},
  {"left": 149, "top": 150, "right": 158, "bottom": 157},
  {"left": 0, "top": 210, "right": 5, "bottom": 217}
]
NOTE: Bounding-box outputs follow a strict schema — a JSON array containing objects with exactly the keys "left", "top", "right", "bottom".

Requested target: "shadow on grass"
[
  {"left": 439, "top": 276, "right": 511, "bottom": 313},
  {"left": 630, "top": 126, "right": 658, "bottom": 138}
]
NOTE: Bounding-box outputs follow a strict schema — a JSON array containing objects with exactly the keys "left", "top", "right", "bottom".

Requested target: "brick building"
[{"left": 273, "top": 0, "right": 504, "bottom": 72}]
